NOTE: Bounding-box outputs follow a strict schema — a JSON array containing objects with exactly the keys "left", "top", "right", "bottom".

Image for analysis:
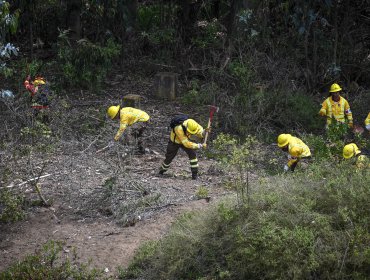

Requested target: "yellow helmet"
[
  {"left": 34, "top": 76, "right": 46, "bottom": 86},
  {"left": 343, "top": 143, "right": 361, "bottom": 159},
  {"left": 186, "top": 119, "right": 200, "bottom": 134},
  {"left": 290, "top": 146, "right": 303, "bottom": 157},
  {"left": 277, "top": 134, "right": 292, "bottom": 148},
  {"left": 329, "top": 83, "right": 342, "bottom": 93},
  {"left": 107, "top": 105, "right": 120, "bottom": 119}
]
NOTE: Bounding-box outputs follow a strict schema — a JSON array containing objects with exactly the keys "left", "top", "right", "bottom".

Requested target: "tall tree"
[{"left": 66, "top": 0, "right": 81, "bottom": 41}]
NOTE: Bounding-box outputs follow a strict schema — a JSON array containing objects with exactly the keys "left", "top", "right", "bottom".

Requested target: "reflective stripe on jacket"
[
  {"left": 115, "top": 107, "right": 150, "bottom": 140},
  {"left": 287, "top": 137, "right": 311, "bottom": 168},
  {"left": 170, "top": 119, "right": 204, "bottom": 149},
  {"left": 319, "top": 96, "right": 353, "bottom": 125}
]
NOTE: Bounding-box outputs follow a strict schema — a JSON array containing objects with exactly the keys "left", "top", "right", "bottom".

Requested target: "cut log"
[
  {"left": 154, "top": 72, "right": 178, "bottom": 100},
  {"left": 123, "top": 94, "right": 142, "bottom": 108}
]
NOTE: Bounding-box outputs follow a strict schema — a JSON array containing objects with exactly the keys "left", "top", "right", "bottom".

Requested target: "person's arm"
[
  {"left": 319, "top": 100, "right": 328, "bottom": 117},
  {"left": 114, "top": 123, "right": 127, "bottom": 141},
  {"left": 344, "top": 100, "right": 353, "bottom": 127},
  {"left": 364, "top": 113, "right": 370, "bottom": 130},
  {"left": 24, "top": 77, "right": 36, "bottom": 95},
  {"left": 175, "top": 126, "right": 201, "bottom": 149}
]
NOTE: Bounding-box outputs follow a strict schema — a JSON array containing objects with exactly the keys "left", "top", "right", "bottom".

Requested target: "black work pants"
[
  {"left": 131, "top": 125, "right": 146, "bottom": 154},
  {"left": 160, "top": 141, "right": 198, "bottom": 176}
]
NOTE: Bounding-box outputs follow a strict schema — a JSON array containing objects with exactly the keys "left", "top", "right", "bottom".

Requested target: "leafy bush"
[
  {"left": 0, "top": 240, "right": 106, "bottom": 279},
  {"left": 122, "top": 162, "right": 370, "bottom": 279},
  {"left": 57, "top": 34, "right": 120, "bottom": 91},
  {"left": 191, "top": 19, "right": 225, "bottom": 49},
  {"left": 0, "top": 1, "right": 19, "bottom": 77},
  {"left": 181, "top": 79, "right": 217, "bottom": 106},
  {"left": 0, "top": 189, "right": 24, "bottom": 223}
]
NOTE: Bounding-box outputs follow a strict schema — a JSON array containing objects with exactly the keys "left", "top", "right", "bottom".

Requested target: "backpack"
[
  {"left": 170, "top": 114, "right": 188, "bottom": 129},
  {"left": 169, "top": 114, "right": 188, "bottom": 137}
]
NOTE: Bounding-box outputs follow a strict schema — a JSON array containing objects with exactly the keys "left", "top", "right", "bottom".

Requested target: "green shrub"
[
  {"left": 118, "top": 240, "right": 158, "bottom": 279},
  {"left": 0, "top": 240, "right": 106, "bottom": 279},
  {"left": 57, "top": 34, "right": 120, "bottom": 91},
  {"left": 0, "top": 189, "right": 25, "bottom": 223},
  {"left": 122, "top": 162, "right": 370, "bottom": 279},
  {"left": 181, "top": 80, "right": 218, "bottom": 106}
]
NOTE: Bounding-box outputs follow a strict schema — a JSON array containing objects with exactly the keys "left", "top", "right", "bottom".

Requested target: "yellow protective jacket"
[
  {"left": 365, "top": 113, "right": 370, "bottom": 129},
  {"left": 287, "top": 137, "right": 311, "bottom": 168},
  {"left": 356, "top": 154, "right": 370, "bottom": 169},
  {"left": 114, "top": 107, "right": 150, "bottom": 141},
  {"left": 170, "top": 119, "right": 204, "bottom": 149},
  {"left": 319, "top": 96, "right": 353, "bottom": 126}
]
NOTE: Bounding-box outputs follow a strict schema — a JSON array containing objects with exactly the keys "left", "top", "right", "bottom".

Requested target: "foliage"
[
  {"left": 0, "top": 240, "right": 106, "bottom": 279},
  {"left": 122, "top": 162, "right": 370, "bottom": 279},
  {"left": 0, "top": 189, "right": 25, "bottom": 223},
  {"left": 191, "top": 19, "right": 225, "bottom": 49},
  {"left": 0, "top": 0, "right": 19, "bottom": 77},
  {"left": 195, "top": 186, "right": 209, "bottom": 199},
  {"left": 118, "top": 240, "right": 158, "bottom": 279},
  {"left": 57, "top": 33, "right": 120, "bottom": 91},
  {"left": 181, "top": 79, "right": 217, "bottom": 106}
]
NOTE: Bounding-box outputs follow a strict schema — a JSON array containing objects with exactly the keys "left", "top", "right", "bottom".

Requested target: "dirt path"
[{"left": 0, "top": 73, "right": 232, "bottom": 277}]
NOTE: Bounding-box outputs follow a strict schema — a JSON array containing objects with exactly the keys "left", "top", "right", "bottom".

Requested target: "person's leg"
[
  {"left": 159, "top": 141, "right": 180, "bottom": 174},
  {"left": 181, "top": 146, "right": 198, "bottom": 179},
  {"left": 135, "top": 124, "right": 147, "bottom": 154}
]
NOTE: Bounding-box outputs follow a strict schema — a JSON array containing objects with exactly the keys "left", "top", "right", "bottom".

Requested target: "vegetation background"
[{"left": 1, "top": 1, "right": 369, "bottom": 279}]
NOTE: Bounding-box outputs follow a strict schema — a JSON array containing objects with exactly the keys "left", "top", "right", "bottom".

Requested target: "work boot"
[
  {"left": 192, "top": 172, "right": 198, "bottom": 180},
  {"left": 159, "top": 170, "right": 165, "bottom": 175}
]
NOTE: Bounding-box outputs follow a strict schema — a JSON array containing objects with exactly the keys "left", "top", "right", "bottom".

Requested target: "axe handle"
[{"left": 203, "top": 118, "right": 212, "bottom": 145}]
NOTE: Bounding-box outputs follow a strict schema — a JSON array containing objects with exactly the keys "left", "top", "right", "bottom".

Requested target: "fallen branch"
[
  {"left": 96, "top": 144, "right": 111, "bottom": 154},
  {"left": 2, "top": 174, "right": 52, "bottom": 189}
]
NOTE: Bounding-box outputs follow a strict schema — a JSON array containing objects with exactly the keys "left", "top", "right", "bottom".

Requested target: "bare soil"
[{"left": 0, "top": 72, "right": 233, "bottom": 278}]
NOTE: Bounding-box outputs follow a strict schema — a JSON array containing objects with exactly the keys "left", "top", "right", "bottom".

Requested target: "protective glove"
[
  {"left": 366, "top": 124, "right": 370, "bottom": 131},
  {"left": 205, "top": 127, "right": 211, "bottom": 133},
  {"left": 284, "top": 165, "right": 289, "bottom": 172},
  {"left": 198, "top": 143, "right": 203, "bottom": 149},
  {"left": 108, "top": 140, "right": 116, "bottom": 147},
  {"left": 114, "top": 135, "right": 120, "bottom": 141},
  {"left": 202, "top": 143, "right": 207, "bottom": 149}
]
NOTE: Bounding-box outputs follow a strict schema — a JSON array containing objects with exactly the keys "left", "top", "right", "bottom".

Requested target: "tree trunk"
[{"left": 66, "top": 0, "right": 82, "bottom": 42}]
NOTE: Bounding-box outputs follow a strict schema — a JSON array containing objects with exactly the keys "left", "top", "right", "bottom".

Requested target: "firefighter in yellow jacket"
[
  {"left": 107, "top": 105, "right": 150, "bottom": 154},
  {"left": 319, "top": 83, "right": 353, "bottom": 128},
  {"left": 343, "top": 143, "right": 369, "bottom": 169},
  {"left": 365, "top": 112, "right": 370, "bottom": 132},
  {"left": 277, "top": 134, "right": 311, "bottom": 172},
  {"left": 159, "top": 118, "right": 207, "bottom": 180}
]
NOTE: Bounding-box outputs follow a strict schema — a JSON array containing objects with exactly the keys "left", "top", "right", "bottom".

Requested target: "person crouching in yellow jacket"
[
  {"left": 319, "top": 83, "right": 353, "bottom": 129},
  {"left": 159, "top": 118, "right": 207, "bottom": 180},
  {"left": 107, "top": 105, "right": 150, "bottom": 154},
  {"left": 277, "top": 134, "right": 311, "bottom": 172},
  {"left": 343, "top": 143, "right": 370, "bottom": 169},
  {"left": 365, "top": 112, "right": 370, "bottom": 132}
]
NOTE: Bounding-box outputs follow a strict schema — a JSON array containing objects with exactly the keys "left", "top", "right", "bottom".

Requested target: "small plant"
[
  {"left": 0, "top": 189, "right": 25, "bottom": 222},
  {"left": 195, "top": 186, "right": 209, "bottom": 199},
  {"left": 326, "top": 120, "right": 350, "bottom": 142},
  {"left": 0, "top": 240, "right": 106, "bottom": 279},
  {"left": 103, "top": 176, "right": 117, "bottom": 193}
]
